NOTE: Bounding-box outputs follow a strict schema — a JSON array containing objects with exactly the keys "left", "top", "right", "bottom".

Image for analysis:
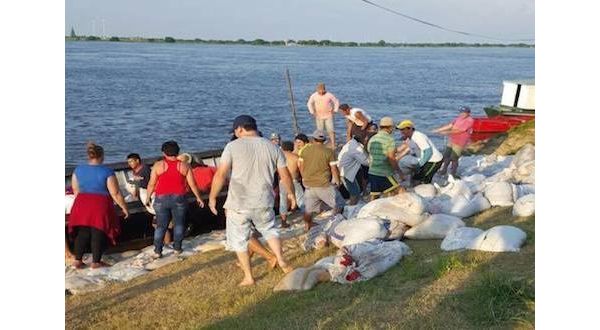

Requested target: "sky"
[{"left": 65, "top": 0, "right": 534, "bottom": 43}]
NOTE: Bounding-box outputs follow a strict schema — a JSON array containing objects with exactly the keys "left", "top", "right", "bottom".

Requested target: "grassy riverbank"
[{"left": 66, "top": 206, "right": 534, "bottom": 329}]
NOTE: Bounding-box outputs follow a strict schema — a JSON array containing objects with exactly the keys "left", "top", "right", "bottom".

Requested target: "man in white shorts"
[{"left": 209, "top": 115, "right": 296, "bottom": 286}]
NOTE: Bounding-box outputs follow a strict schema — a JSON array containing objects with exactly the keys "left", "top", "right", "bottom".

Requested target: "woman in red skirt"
[{"left": 68, "top": 143, "right": 129, "bottom": 269}]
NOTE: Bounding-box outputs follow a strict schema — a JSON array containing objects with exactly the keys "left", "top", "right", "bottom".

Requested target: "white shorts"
[
  {"left": 225, "top": 208, "right": 279, "bottom": 252},
  {"left": 315, "top": 117, "right": 335, "bottom": 133}
]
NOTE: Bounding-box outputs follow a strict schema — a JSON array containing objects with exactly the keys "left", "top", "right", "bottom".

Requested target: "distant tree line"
[{"left": 65, "top": 36, "right": 534, "bottom": 48}]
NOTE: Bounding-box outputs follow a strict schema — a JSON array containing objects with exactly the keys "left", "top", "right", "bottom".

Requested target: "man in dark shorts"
[
  {"left": 366, "top": 117, "right": 402, "bottom": 200},
  {"left": 396, "top": 120, "right": 443, "bottom": 185}
]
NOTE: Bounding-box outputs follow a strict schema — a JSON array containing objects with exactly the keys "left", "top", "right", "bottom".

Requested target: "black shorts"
[
  {"left": 413, "top": 161, "right": 442, "bottom": 184},
  {"left": 368, "top": 174, "right": 399, "bottom": 196}
]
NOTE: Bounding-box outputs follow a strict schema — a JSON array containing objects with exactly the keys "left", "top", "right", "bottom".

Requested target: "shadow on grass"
[
  {"left": 66, "top": 251, "right": 233, "bottom": 321},
  {"left": 203, "top": 209, "right": 534, "bottom": 329}
]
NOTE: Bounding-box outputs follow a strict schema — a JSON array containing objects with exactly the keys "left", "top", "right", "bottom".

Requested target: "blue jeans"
[
  {"left": 153, "top": 194, "right": 187, "bottom": 253},
  {"left": 342, "top": 176, "right": 361, "bottom": 198}
]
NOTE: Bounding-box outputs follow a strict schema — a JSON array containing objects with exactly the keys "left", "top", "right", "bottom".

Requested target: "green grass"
[{"left": 66, "top": 207, "right": 534, "bottom": 329}]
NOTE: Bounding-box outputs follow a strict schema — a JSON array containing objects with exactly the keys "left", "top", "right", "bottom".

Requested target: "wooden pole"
[{"left": 284, "top": 68, "right": 300, "bottom": 135}]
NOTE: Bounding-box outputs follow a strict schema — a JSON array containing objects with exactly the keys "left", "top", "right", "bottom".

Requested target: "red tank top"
[{"left": 154, "top": 158, "right": 187, "bottom": 196}]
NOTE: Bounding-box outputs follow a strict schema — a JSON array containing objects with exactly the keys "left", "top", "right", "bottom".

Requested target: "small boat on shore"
[{"left": 471, "top": 79, "right": 535, "bottom": 141}]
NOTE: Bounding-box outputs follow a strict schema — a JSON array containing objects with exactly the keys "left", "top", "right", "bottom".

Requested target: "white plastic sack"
[
  {"left": 398, "top": 156, "right": 419, "bottom": 175},
  {"left": 357, "top": 192, "right": 426, "bottom": 227},
  {"left": 515, "top": 184, "right": 535, "bottom": 199},
  {"left": 484, "top": 182, "right": 515, "bottom": 206},
  {"left": 513, "top": 194, "right": 535, "bottom": 217},
  {"left": 328, "top": 240, "right": 411, "bottom": 284},
  {"left": 386, "top": 219, "right": 410, "bottom": 240},
  {"left": 440, "top": 227, "right": 484, "bottom": 251},
  {"left": 513, "top": 160, "right": 535, "bottom": 184},
  {"left": 450, "top": 193, "right": 492, "bottom": 218},
  {"left": 437, "top": 177, "right": 472, "bottom": 200},
  {"left": 302, "top": 224, "right": 328, "bottom": 251},
  {"left": 65, "top": 195, "right": 75, "bottom": 214},
  {"left": 404, "top": 214, "right": 465, "bottom": 240},
  {"left": 342, "top": 201, "right": 366, "bottom": 220},
  {"left": 273, "top": 267, "right": 330, "bottom": 292},
  {"left": 511, "top": 144, "right": 535, "bottom": 169},
  {"left": 328, "top": 217, "right": 388, "bottom": 247},
  {"left": 413, "top": 184, "right": 437, "bottom": 199},
  {"left": 467, "top": 225, "right": 527, "bottom": 252},
  {"left": 461, "top": 174, "right": 487, "bottom": 193}
]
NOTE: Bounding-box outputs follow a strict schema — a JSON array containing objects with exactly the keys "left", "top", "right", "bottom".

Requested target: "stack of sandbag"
[
  {"left": 328, "top": 240, "right": 412, "bottom": 284},
  {"left": 356, "top": 192, "right": 427, "bottom": 227},
  {"left": 326, "top": 216, "right": 389, "bottom": 248},
  {"left": 427, "top": 178, "right": 491, "bottom": 218},
  {"left": 513, "top": 194, "right": 535, "bottom": 217},
  {"left": 404, "top": 214, "right": 465, "bottom": 239},
  {"left": 467, "top": 225, "right": 527, "bottom": 252},
  {"left": 440, "top": 227, "right": 484, "bottom": 251},
  {"left": 510, "top": 144, "right": 535, "bottom": 184}
]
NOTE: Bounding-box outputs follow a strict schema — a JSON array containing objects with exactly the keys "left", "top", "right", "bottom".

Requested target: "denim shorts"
[
  {"left": 225, "top": 208, "right": 279, "bottom": 252},
  {"left": 279, "top": 180, "right": 305, "bottom": 215},
  {"left": 315, "top": 117, "right": 335, "bottom": 133}
]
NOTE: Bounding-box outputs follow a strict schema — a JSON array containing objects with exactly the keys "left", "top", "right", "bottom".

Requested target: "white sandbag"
[
  {"left": 467, "top": 225, "right": 527, "bottom": 252},
  {"left": 437, "top": 177, "right": 472, "bottom": 200},
  {"left": 450, "top": 193, "right": 492, "bottom": 218},
  {"left": 515, "top": 184, "right": 535, "bottom": 199},
  {"left": 484, "top": 182, "right": 515, "bottom": 206},
  {"left": 274, "top": 268, "right": 310, "bottom": 291},
  {"left": 404, "top": 214, "right": 465, "bottom": 240},
  {"left": 328, "top": 217, "right": 389, "bottom": 247},
  {"left": 484, "top": 167, "right": 515, "bottom": 184},
  {"left": 302, "top": 224, "right": 328, "bottom": 251},
  {"left": 342, "top": 201, "right": 366, "bottom": 219},
  {"left": 356, "top": 192, "right": 427, "bottom": 227},
  {"left": 65, "top": 275, "right": 106, "bottom": 294},
  {"left": 511, "top": 144, "right": 535, "bottom": 169},
  {"left": 386, "top": 219, "right": 410, "bottom": 240},
  {"left": 440, "top": 227, "right": 484, "bottom": 251},
  {"left": 513, "top": 160, "right": 535, "bottom": 184},
  {"left": 398, "top": 155, "right": 419, "bottom": 175},
  {"left": 461, "top": 174, "right": 487, "bottom": 193},
  {"left": 328, "top": 240, "right": 411, "bottom": 284},
  {"left": 426, "top": 195, "right": 452, "bottom": 214},
  {"left": 513, "top": 194, "right": 535, "bottom": 217},
  {"left": 413, "top": 184, "right": 437, "bottom": 199}
]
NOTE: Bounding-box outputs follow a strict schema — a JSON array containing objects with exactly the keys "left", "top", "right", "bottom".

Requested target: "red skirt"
[{"left": 67, "top": 193, "right": 121, "bottom": 245}]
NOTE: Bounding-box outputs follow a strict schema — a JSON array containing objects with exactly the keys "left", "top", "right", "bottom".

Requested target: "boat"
[
  {"left": 471, "top": 79, "right": 535, "bottom": 142},
  {"left": 65, "top": 149, "right": 228, "bottom": 252}
]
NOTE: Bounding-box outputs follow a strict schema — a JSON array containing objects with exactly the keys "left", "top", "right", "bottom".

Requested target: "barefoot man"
[{"left": 209, "top": 115, "right": 295, "bottom": 286}]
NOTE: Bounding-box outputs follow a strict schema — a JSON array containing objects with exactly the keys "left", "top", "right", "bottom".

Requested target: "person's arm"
[
  {"left": 346, "top": 119, "right": 353, "bottom": 142},
  {"left": 330, "top": 163, "right": 341, "bottom": 186},
  {"left": 107, "top": 175, "right": 129, "bottom": 219},
  {"left": 331, "top": 93, "right": 340, "bottom": 113},
  {"left": 208, "top": 160, "right": 231, "bottom": 215},
  {"left": 71, "top": 173, "right": 80, "bottom": 197},
  {"left": 432, "top": 122, "right": 453, "bottom": 134},
  {"left": 277, "top": 166, "right": 297, "bottom": 210},
  {"left": 307, "top": 93, "right": 315, "bottom": 115},
  {"left": 184, "top": 166, "right": 205, "bottom": 208},
  {"left": 355, "top": 112, "right": 369, "bottom": 130},
  {"left": 144, "top": 162, "right": 159, "bottom": 206},
  {"left": 386, "top": 141, "right": 401, "bottom": 173},
  {"left": 395, "top": 142, "right": 411, "bottom": 160}
]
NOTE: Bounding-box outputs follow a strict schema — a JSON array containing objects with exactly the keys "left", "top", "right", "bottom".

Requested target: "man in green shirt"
[
  {"left": 367, "top": 117, "right": 401, "bottom": 200},
  {"left": 298, "top": 130, "right": 344, "bottom": 231}
]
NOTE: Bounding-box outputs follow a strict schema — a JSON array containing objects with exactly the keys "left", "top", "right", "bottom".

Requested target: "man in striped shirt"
[{"left": 366, "top": 117, "right": 402, "bottom": 200}]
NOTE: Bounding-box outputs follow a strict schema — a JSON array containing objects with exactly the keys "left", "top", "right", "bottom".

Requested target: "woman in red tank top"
[{"left": 145, "top": 141, "right": 204, "bottom": 257}]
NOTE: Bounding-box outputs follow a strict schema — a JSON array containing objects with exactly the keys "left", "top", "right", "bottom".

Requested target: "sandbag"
[
  {"left": 484, "top": 182, "right": 515, "bottom": 206},
  {"left": 437, "top": 178, "right": 472, "bottom": 200},
  {"left": 511, "top": 144, "right": 535, "bottom": 169},
  {"left": 356, "top": 192, "right": 427, "bottom": 227},
  {"left": 328, "top": 240, "right": 411, "bottom": 284},
  {"left": 398, "top": 156, "right": 419, "bottom": 175},
  {"left": 273, "top": 267, "right": 310, "bottom": 291},
  {"left": 404, "top": 214, "right": 465, "bottom": 240},
  {"left": 461, "top": 174, "right": 487, "bottom": 193},
  {"left": 386, "top": 219, "right": 410, "bottom": 240},
  {"left": 413, "top": 184, "right": 437, "bottom": 199},
  {"left": 513, "top": 160, "right": 535, "bottom": 184},
  {"left": 328, "top": 217, "right": 388, "bottom": 247},
  {"left": 515, "top": 184, "right": 535, "bottom": 199},
  {"left": 440, "top": 227, "right": 484, "bottom": 251},
  {"left": 450, "top": 193, "right": 491, "bottom": 218},
  {"left": 513, "top": 194, "right": 535, "bottom": 217},
  {"left": 343, "top": 201, "right": 366, "bottom": 220},
  {"left": 302, "top": 224, "right": 328, "bottom": 251},
  {"left": 467, "top": 225, "right": 527, "bottom": 252}
]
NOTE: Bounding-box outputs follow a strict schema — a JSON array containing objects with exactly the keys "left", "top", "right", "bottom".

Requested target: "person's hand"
[
  {"left": 122, "top": 207, "right": 129, "bottom": 219},
  {"left": 332, "top": 178, "right": 341, "bottom": 188},
  {"left": 196, "top": 197, "right": 205, "bottom": 208},
  {"left": 209, "top": 197, "right": 218, "bottom": 215},
  {"left": 287, "top": 193, "right": 297, "bottom": 210}
]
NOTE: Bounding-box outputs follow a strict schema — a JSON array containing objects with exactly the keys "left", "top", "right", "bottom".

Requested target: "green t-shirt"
[
  {"left": 299, "top": 143, "right": 334, "bottom": 187},
  {"left": 367, "top": 131, "right": 396, "bottom": 177}
]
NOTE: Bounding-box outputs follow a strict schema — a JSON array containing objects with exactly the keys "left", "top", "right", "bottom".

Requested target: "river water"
[{"left": 66, "top": 42, "right": 534, "bottom": 164}]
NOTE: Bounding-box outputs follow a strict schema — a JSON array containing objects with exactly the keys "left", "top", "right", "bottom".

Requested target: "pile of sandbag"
[
  {"left": 440, "top": 225, "right": 528, "bottom": 252},
  {"left": 427, "top": 177, "right": 492, "bottom": 218}
]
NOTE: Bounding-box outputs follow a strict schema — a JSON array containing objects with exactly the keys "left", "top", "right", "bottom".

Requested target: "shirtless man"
[{"left": 279, "top": 141, "right": 305, "bottom": 227}]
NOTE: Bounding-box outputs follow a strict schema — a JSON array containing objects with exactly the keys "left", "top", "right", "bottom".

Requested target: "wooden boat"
[{"left": 65, "top": 149, "right": 227, "bottom": 252}]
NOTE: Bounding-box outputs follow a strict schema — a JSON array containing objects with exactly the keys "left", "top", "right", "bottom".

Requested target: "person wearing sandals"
[
  {"left": 67, "top": 142, "right": 129, "bottom": 269},
  {"left": 145, "top": 141, "right": 205, "bottom": 258}
]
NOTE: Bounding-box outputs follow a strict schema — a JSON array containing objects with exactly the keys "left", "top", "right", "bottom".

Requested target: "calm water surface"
[{"left": 66, "top": 42, "right": 534, "bottom": 164}]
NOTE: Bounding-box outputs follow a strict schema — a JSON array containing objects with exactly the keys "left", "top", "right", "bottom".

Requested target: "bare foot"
[
  {"left": 281, "top": 221, "right": 290, "bottom": 229},
  {"left": 91, "top": 261, "right": 111, "bottom": 269},
  {"left": 304, "top": 222, "right": 315, "bottom": 232},
  {"left": 72, "top": 260, "right": 85, "bottom": 269},
  {"left": 239, "top": 278, "right": 255, "bottom": 286}
]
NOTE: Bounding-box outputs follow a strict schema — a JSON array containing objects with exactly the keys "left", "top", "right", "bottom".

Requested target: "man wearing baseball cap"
[
  {"left": 366, "top": 117, "right": 402, "bottom": 200},
  {"left": 397, "top": 119, "right": 443, "bottom": 185},
  {"left": 298, "top": 129, "right": 344, "bottom": 231},
  {"left": 209, "top": 115, "right": 296, "bottom": 285},
  {"left": 432, "top": 106, "right": 475, "bottom": 177}
]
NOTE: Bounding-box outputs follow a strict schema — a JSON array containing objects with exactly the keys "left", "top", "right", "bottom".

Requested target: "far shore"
[{"left": 65, "top": 36, "right": 534, "bottom": 48}]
